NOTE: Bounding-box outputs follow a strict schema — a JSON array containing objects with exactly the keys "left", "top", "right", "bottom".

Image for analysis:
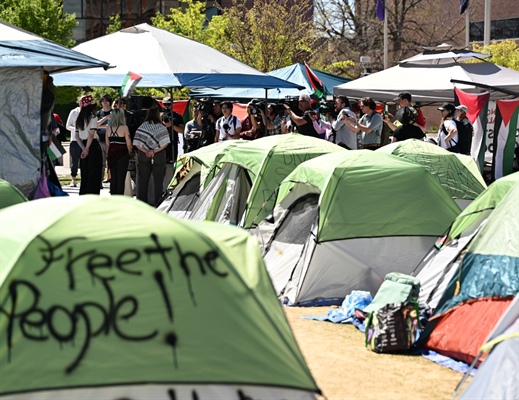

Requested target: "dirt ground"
[{"left": 284, "top": 307, "right": 466, "bottom": 400}]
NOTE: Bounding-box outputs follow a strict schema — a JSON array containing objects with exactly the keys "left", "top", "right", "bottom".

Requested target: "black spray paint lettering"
[{"left": 1, "top": 232, "right": 228, "bottom": 373}]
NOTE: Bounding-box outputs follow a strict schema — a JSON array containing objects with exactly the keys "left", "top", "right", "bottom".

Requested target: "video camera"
[
  {"left": 319, "top": 99, "right": 337, "bottom": 118},
  {"left": 197, "top": 97, "right": 214, "bottom": 117},
  {"left": 249, "top": 99, "right": 266, "bottom": 115},
  {"left": 278, "top": 96, "right": 301, "bottom": 116}
]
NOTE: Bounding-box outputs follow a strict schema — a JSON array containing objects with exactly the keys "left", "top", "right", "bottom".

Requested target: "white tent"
[
  {"left": 334, "top": 47, "right": 519, "bottom": 102},
  {"left": 52, "top": 23, "right": 303, "bottom": 90}
]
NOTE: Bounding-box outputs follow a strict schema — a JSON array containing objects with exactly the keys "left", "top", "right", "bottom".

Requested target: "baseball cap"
[
  {"left": 80, "top": 95, "right": 95, "bottom": 108},
  {"left": 438, "top": 103, "right": 456, "bottom": 112},
  {"left": 393, "top": 92, "right": 412, "bottom": 102},
  {"left": 455, "top": 104, "right": 468, "bottom": 113}
]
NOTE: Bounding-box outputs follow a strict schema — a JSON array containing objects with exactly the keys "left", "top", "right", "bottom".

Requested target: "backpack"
[
  {"left": 365, "top": 301, "right": 421, "bottom": 353},
  {"left": 441, "top": 119, "right": 473, "bottom": 155},
  {"left": 380, "top": 122, "right": 391, "bottom": 147}
]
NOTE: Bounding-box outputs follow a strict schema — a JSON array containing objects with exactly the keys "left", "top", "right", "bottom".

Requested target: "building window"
[{"left": 470, "top": 18, "right": 519, "bottom": 42}]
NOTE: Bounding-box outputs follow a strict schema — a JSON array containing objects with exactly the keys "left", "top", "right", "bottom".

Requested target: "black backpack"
[{"left": 442, "top": 119, "right": 473, "bottom": 155}]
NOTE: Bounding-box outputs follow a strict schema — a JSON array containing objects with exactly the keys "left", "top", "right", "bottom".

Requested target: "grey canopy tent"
[
  {"left": 333, "top": 45, "right": 519, "bottom": 102},
  {"left": 0, "top": 21, "right": 109, "bottom": 197}
]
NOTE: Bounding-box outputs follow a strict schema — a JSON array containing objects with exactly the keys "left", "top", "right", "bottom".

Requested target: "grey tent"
[
  {"left": 334, "top": 46, "right": 519, "bottom": 102},
  {"left": 0, "top": 21, "right": 109, "bottom": 197}
]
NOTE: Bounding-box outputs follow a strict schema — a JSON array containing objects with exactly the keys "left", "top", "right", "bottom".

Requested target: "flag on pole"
[
  {"left": 460, "top": 0, "right": 469, "bottom": 14},
  {"left": 119, "top": 71, "right": 142, "bottom": 97},
  {"left": 376, "top": 0, "right": 385, "bottom": 21},
  {"left": 454, "top": 88, "right": 490, "bottom": 168},
  {"left": 492, "top": 99, "right": 519, "bottom": 180},
  {"left": 304, "top": 62, "right": 327, "bottom": 99}
]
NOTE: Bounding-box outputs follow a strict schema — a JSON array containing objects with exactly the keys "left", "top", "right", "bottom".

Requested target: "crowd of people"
[{"left": 64, "top": 91, "right": 474, "bottom": 205}]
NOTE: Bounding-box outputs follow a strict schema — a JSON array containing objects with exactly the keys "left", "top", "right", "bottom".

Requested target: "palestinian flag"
[
  {"left": 454, "top": 88, "right": 490, "bottom": 168},
  {"left": 492, "top": 99, "right": 519, "bottom": 180},
  {"left": 304, "top": 62, "right": 327, "bottom": 99},
  {"left": 119, "top": 71, "right": 143, "bottom": 97},
  {"left": 46, "top": 139, "right": 66, "bottom": 161}
]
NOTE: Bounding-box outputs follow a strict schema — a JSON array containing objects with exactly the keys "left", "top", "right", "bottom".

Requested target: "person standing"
[
  {"left": 392, "top": 107, "right": 426, "bottom": 142},
  {"left": 383, "top": 92, "right": 426, "bottom": 133},
  {"left": 105, "top": 109, "right": 132, "bottom": 195},
  {"left": 215, "top": 101, "right": 242, "bottom": 142},
  {"left": 343, "top": 97, "right": 383, "bottom": 150},
  {"left": 283, "top": 94, "right": 319, "bottom": 138},
  {"left": 455, "top": 104, "right": 474, "bottom": 155},
  {"left": 66, "top": 99, "right": 81, "bottom": 187},
  {"left": 75, "top": 95, "right": 103, "bottom": 195},
  {"left": 97, "top": 93, "right": 112, "bottom": 183},
  {"left": 259, "top": 104, "right": 283, "bottom": 136},
  {"left": 184, "top": 105, "right": 204, "bottom": 153},
  {"left": 332, "top": 95, "right": 358, "bottom": 149},
  {"left": 160, "top": 97, "right": 185, "bottom": 163},
  {"left": 436, "top": 103, "right": 459, "bottom": 152},
  {"left": 133, "top": 107, "right": 171, "bottom": 206}
]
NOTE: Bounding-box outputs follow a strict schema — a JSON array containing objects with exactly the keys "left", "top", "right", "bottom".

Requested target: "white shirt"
[
  {"left": 66, "top": 107, "right": 80, "bottom": 142},
  {"left": 75, "top": 116, "right": 98, "bottom": 141},
  {"left": 437, "top": 119, "right": 459, "bottom": 149},
  {"left": 216, "top": 114, "right": 241, "bottom": 141}
]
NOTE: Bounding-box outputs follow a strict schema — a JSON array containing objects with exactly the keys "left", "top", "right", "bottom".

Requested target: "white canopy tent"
[
  {"left": 334, "top": 46, "right": 519, "bottom": 103},
  {"left": 52, "top": 23, "right": 303, "bottom": 90}
]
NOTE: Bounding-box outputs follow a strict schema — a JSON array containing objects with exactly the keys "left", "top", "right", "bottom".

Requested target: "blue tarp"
[{"left": 189, "top": 63, "right": 351, "bottom": 100}]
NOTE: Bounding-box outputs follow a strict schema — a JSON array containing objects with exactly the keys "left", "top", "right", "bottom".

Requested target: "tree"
[
  {"left": 472, "top": 40, "right": 519, "bottom": 71},
  {"left": 0, "top": 0, "right": 76, "bottom": 47},
  {"left": 214, "top": 0, "right": 316, "bottom": 72},
  {"left": 152, "top": 0, "right": 316, "bottom": 73},
  {"left": 314, "top": 0, "right": 466, "bottom": 77}
]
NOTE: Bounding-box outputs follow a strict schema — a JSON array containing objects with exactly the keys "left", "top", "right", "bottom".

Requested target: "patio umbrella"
[
  {"left": 53, "top": 23, "right": 304, "bottom": 90},
  {"left": 0, "top": 196, "right": 319, "bottom": 399}
]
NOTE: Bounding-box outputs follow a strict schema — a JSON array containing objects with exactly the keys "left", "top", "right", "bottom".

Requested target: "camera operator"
[
  {"left": 259, "top": 103, "right": 283, "bottom": 136},
  {"left": 283, "top": 94, "right": 318, "bottom": 138},
  {"left": 240, "top": 100, "right": 262, "bottom": 140},
  {"left": 215, "top": 101, "right": 242, "bottom": 142},
  {"left": 183, "top": 105, "right": 204, "bottom": 153},
  {"left": 161, "top": 97, "right": 185, "bottom": 163}
]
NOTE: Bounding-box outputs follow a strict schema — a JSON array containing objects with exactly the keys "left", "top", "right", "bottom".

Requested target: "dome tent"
[
  {"left": 418, "top": 182, "right": 519, "bottom": 366},
  {"left": 189, "top": 134, "right": 343, "bottom": 228},
  {"left": 157, "top": 140, "right": 247, "bottom": 218},
  {"left": 377, "top": 139, "right": 486, "bottom": 209},
  {"left": 0, "top": 179, "right": 28, "bottom": 210},
  {"left": 0, "top": 196, "right": 319, "bottom": 399},
  {"left": 254, "top": 151, "right": 461, "bottom": 305},
  {"left": 415, "top": 172, "right": 519, "bottom": 309}
]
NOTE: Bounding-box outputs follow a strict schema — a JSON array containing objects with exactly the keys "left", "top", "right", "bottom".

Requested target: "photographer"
[
  {"left": 308, "top": 109, "right": 331, "bottom": 140},
  {"left": 215, "top": 101, "right": 242, "bottom": 142},
  {"left": 283, "top": 94, "right": 318, "bottom": 138},
  {"left": 240, "top": 100, "right": 261, "bottom": 140},
  {"left": 183, "top": 105, "right": 204, "bottom": 153},
  {"left": 259, "top": 103, "right": 283, "bottom": 136}
]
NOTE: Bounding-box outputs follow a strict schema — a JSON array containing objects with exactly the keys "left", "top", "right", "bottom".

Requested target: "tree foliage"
[
  {"left": 0, "top": 0, "right": 76, "bottom": 47},
  {"left": 472, "top": 40, "right": 519, "bottom": 71},
  {"left": 152, "top": 0, "right": 315, "bottom": 73},
  {"left": 314, "top": 0, "right": 466, "bottom": 77},
  {"left": 214, "top": 0, "right": 316, "bottom": 72}
]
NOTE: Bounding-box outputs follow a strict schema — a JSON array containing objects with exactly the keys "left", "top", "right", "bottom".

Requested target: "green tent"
[
  {"left": 190, "top": 134, "right": 343, "bottom": 228},
  {"left": 0, "top": 196, "right": 319, "bottom": 399},
  {"left": 415, "top": 172, "right": 519, "bottom": 309},
  {"left": 377, "top": 139, "right": 486, "bottom": 209},
  {"left": 0, "top": 179, "right": 27, "bottom": 210},
  {"left": 255, "top": 150, "right": 461, "bottom": 305},
  {"left": 158, "top": 140, "right": 247, "bottom": 218}
]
